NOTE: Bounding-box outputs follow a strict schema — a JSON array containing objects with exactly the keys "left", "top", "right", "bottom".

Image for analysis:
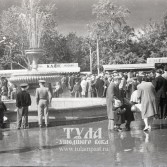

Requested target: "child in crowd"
[
  {"left": 53, "top": 82, "right": 62, "bottom": 97},
  {"left": 72, "top": 81, "right": 82, "bottom": 98},
  {"left": 1, "top": 86, "right": 8, "bottom": 101},
  {"left": 113, "top": 99, "right": 126, "bottom": 131},
  {"left": 10, "top": 87, "right": 17, "bottom": 100}
]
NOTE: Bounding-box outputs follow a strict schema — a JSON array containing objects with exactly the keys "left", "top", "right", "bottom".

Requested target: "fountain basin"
[
  {"left": 9, "top": 70, "right": 62, "bottom": 87},
  {"left": 4, "top": 98, "right": 107, "bottom": 129}
]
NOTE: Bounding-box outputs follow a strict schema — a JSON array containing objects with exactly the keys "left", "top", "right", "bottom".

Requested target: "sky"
[{"left": 1, "top": 0, "right": 167, "bottom": 36}]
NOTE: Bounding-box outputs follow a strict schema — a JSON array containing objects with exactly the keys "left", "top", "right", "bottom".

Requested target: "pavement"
[{"left": 0, "top": 119, "right": 167, "bottom": 167}]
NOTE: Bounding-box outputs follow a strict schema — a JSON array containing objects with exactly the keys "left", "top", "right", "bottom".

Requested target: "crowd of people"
[
  {"left": 106, "top": 66, "right": 167, "bottom": 132},
  {"left": 0, "top": 65, "right": 167, "bottom": 131}
]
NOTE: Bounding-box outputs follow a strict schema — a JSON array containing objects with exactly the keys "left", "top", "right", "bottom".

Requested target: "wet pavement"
[{"left": 0, "top": 120, "right": 167, "bottom": 167}]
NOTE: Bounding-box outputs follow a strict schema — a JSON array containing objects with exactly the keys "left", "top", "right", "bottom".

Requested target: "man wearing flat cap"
[
  {"left": 152, "top": 69, "right": 167, "bottom": 119},
  {"left": 36, "top": 80, "right": 52, "bottom": 128},
  {"left": 16, "top": 83, "right": 31, "bottom": 129}
]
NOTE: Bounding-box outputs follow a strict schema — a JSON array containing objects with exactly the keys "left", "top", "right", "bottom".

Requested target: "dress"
[
  {"left": 106, "top": 82, "right": 115, "bottom": 120},
  {"left": 137, "top": 82, "right": 157, "bottom": 119},
  {"left": 80, "top": 80, "right": 88, "bottom": 96},
  {"left": 130, "top": 90, "right": 139, "bottom": 103}
]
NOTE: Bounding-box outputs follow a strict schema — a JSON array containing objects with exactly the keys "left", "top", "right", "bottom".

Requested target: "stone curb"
[{"left": 4, "top": 116, "right": 108, "bottom": 129}]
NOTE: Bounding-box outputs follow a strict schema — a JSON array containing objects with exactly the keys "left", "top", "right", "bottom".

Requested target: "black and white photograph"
[{"left": 0, "top": 0, "right": 167, "bottom": 166}]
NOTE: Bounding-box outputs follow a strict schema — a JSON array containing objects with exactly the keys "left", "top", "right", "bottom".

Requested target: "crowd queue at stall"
[{"left": 0, "top": 65, "right": 167, "bottom": 131}]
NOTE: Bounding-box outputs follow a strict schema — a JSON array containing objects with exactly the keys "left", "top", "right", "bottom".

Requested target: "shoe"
[
  {"left": 117, "top": 127, "right": 122, "bottom": 132},
  {"left": 114, "top": 127, "right": 122, "bottom": 132},
  {"left": 45, "top": 124, "right": 49, "bottom": 127},
  {"left": 17, "top": 127, "right": 20, "bottom": 130},
  {"left": 143, "top": 127, "right": 149, "bottom": 131},
  {"left": 24, "top": 126, "right": 29, "bottom": 129},
  {"left": 39, "top": 125, "right": 42, "bottom": 128},
  {"left": 148, "top": 126, "right": 151, "bottom": 131}
]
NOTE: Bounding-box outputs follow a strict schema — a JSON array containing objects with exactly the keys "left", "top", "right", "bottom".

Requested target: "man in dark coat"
[
  {"left": 95, "top": 76, "right": 104, "bottom": 97},
  {"left": 0, "top": 99, "right": 7, "bottom": 128},
  {"left": 68, "top": 74, "right": 75, "bottom": 96},
  {"left": 152, "top": 69, "right": 167, "bottom": 119},
  {"left": 106, "top": 76, "right": 121, "bottom": 130},
  {"left": 16, "top": 83, "right": 31, "bottom": 129}
]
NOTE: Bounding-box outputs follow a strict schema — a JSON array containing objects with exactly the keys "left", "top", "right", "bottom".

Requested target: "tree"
[
  {"left": 87, "top": 0, "right": 139, "bottom": 66},
  {"left": 0, "top": 0, "right": 57, "bottom": 69},
  {"left": 88, "top": 0, "right": 130, "bottom": 40}
]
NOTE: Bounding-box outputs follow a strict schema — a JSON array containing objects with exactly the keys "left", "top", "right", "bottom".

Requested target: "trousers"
[
  {"left": 38, "top": 99, "right": 49, "bottom": 125},
  {"left": 17, "top": 107, "right": 28, "bottom": 128},
  {"left": 157, "top": 98, "right": 167, "bottom": 119}
]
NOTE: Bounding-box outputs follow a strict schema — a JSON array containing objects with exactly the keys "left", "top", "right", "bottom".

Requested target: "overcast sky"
[
  {"left": 1, "top": 0, "right": 167, "bottom": 36},
  {"left": 55, "top": 0, "right": 167, "bottom": 36}
]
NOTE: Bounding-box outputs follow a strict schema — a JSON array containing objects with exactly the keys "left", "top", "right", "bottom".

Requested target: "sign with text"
[
  {"left": 38, "top": 63, "right": 78, "bottom": 68},
  {"left": 56, "top": 63, "right": 78, "bottom": 68},
  {"left": 147, "top": 58, "right": 167, "bottom": 64}
]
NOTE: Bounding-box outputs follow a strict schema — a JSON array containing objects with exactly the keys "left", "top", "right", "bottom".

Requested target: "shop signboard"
[
  {"left": 38, "top": 63, "right": 78, "bottom": 68},
  {"left": 147, "top": 58, "right": 167, "bottom": 64}
]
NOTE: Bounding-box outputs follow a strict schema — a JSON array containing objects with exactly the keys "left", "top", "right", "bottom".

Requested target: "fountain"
[
  {"left": 9, "top": 0, "right": 61, "bottom": 88},
  {"left": 4, "top": 0, "right": 107, "bottom": 129}
]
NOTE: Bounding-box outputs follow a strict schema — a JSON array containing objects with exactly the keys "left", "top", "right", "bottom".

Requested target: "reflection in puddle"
[{"left": 0, "top": 120, "right": 167, "bottom": 166}]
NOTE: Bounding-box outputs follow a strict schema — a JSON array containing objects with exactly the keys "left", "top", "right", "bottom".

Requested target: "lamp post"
[
  {"left": 85, "top": 43, "right": 93, "bottom": 74},
  {"left": 89, "top": 46, "right": 92, "bottom": 74},
  {"left": 96, "top": 37, "right": 100, "bottom": 75}
]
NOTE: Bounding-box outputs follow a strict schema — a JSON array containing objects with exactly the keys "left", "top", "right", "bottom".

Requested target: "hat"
[
  {"left": 39, "top": 80, "right": 46, "bottom": 83},
  {"left": 156, "top": 69, "right": 162, "bottom": 74},
  {"left": 20, "top": 83, "right": 28, "bottom": 88}
]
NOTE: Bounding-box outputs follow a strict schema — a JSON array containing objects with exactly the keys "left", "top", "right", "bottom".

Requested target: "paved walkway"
[{"left": 0, "top": 120, "right": 167, "bottom": 166}]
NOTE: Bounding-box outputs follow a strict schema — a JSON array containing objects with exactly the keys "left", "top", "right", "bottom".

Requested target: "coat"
[
  {"left": 95, "top": 78, "right": 104, "bottom": 97},
  {"left": 68, "top": 76, "right": 75, "bottom": 91},
  {"left": 80, "top": 80, "right": 88, "bottom": 96},
  {"left": 106, "top": 82, "right": 115, "bottom": 120},
  {"left": 16, "top": 90, "right": 31, "bottom": 108},
  {"left": 152, "top": 75, "right": 167, "bottom": 99},
  {"left": 137, "top": 82, "right": 157, "bottom": 119}
]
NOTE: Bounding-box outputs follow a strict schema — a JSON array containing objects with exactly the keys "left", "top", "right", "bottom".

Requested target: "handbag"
[{"left": 131, "top": 104, "right": 141, "bottom": 112}]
